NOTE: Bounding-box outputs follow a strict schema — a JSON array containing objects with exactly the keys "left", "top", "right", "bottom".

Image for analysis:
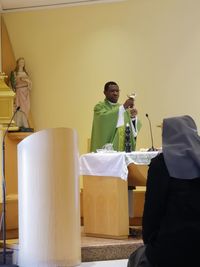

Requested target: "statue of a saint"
[{"left": 10, "top": 57, "right": 32, "bottom": 129}]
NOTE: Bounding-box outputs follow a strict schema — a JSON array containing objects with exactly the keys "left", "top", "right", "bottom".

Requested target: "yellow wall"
[{"left": 2, "top": 0, "right": 200, "bottom": 154}]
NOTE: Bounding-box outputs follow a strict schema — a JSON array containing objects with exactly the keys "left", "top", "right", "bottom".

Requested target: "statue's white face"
[{"left": 18, "top": 59, "right": 25, "bottom": 68}]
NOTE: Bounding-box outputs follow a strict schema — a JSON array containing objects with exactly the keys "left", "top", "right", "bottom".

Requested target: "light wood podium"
[
  {"left": 83, "top": 175, "right": 129, "bottom": 239},
  {"left": 81, "top": 152, "right": 158, "bottom": 239}
]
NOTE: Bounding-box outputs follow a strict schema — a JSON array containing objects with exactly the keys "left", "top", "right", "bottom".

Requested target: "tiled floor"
[
  {"left": 1, "top": 227, "right": 142, "bottom": 265},
  {"left": 81, "top": 226, "right": 142, "bottom": 262}
]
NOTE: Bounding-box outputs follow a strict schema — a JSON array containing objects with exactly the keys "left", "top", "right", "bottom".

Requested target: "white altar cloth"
[{"left": 80, "top": 151, "right": 159, "bottom": 180}]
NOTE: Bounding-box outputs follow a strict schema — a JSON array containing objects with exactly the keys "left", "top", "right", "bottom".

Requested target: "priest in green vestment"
[{"left": 90, "top": 81, "right": 142, "bottom": 152}]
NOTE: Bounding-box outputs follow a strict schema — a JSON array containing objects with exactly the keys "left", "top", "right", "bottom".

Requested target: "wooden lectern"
[
  {"left": 83, "top": 175, "right": 129, "bottom": 239},
  {"left": 80, "top": 152, "right": 156, "bottom": 239}
]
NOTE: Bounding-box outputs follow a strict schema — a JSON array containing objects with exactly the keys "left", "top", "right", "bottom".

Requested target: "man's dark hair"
[{"left": 104, "top": 81, "right": 118, "bottom": 92}]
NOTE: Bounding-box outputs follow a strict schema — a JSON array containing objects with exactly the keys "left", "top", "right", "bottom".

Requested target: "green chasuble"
[{"left": 90, "top": 99, "right": 141, "bottom": 152}]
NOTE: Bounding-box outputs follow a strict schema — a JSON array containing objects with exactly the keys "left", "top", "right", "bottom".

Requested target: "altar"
[{"left": 80, "top": 151, "right": 159, "bottom": 239}]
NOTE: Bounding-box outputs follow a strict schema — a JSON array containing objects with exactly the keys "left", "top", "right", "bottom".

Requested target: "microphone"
[
  {"left": 1, "top": 106, "right": 20, "bottom": 266},
  {"left": 145, "top": 113, "right": 156, "bottom": 151}
]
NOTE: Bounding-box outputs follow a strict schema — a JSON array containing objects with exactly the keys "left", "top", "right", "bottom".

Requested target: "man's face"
[{"left": 104, "top": 84, "right": 120, "bottom": 103}]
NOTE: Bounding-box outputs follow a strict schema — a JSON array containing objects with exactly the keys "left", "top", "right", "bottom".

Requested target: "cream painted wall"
[{"left": 3, "top": 0, "right": 200, "bottom": 154}]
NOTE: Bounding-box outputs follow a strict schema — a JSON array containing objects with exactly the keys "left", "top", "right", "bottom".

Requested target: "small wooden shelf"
[{"left": 7, "top": 131, "right": 33, "bottom": 140}]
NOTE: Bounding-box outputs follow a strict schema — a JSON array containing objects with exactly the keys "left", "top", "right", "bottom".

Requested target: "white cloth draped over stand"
[{"left": 80, "top": 151, "right": 159, "bottom": 180}]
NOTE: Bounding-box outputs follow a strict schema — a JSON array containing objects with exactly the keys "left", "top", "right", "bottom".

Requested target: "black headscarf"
[{"left": 162, "top": 115, "right": 200, "bottom": 179}]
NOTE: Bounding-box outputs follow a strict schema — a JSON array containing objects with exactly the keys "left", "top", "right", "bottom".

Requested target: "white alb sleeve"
[{"left": 116, "top": 105, "right": 125, "bottom": 128}]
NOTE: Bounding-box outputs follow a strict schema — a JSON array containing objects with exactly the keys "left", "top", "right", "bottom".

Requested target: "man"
[{"left": 90, "top": 81, "right": 141, "bottom": 152}]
